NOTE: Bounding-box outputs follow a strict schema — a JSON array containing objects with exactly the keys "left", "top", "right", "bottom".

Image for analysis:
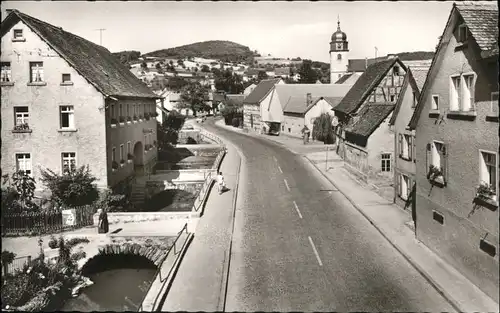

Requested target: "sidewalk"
[
  {"left": 160, "top": 128, "right": 241, "bottom": 311},
  {"left": 215, "top": 118, "right": 499, "bottom": 312}
]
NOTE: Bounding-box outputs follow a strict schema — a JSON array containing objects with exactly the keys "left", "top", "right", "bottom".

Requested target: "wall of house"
[
  {"left": 414, "top": 24, "right": 499, "bottom": 301},
  {"left": 261, "top": 80, "right": 285, "bottom": 124},
  {"left": 343, "top": 142, "right": 369, "bottom": 182},
  {"left": 366, "top": 113, "right": 395, "bottom": 181},
  {"left": 243, "top": 104, "right": 261, "bottom": 131},
  {"left": 282, "top": 114, "right": 304, "bottom": 137},
  {"left": 1, "top": 20, "right": 108, "bottom": 190},
  {"left": 105, "top": 98, "right": 158, "bottom": 188},
  {"left": 305, "top": 99, "right": 335, "bottom": 131}
]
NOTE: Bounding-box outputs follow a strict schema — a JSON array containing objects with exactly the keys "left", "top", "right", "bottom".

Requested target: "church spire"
[{"left": 337, "top": 15, "right": 341, "bottom": 31}]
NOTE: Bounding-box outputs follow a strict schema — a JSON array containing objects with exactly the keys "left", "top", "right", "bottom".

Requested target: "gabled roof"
[
  {"left": 346, "top": 104, "right": 395, "bottom": 138},
  {"left": 334, "top": 58, "right": 407, "bottom": 115},
  {"left": 283, "top": 96, "right": 319, "bottom": 114},
  {"left": 0, "top": 10, "right": 158, "bottom": 99},
  {"left": 274, "top": 84, "right": 353, "bottom": 110},
  {"left": 408, "top": 2, "right": 498, "bottom": 130},
  {"left": 347, "top": 59, "right": 378, "bottom": 72},
  {"left": 243, "top": 78, "right": 281, "bottom": 105},
  {"left": 323, "top": 97, "right": 344, "bottom": 108},
  {"left": 410, "top": 66, "right": 431, "bottom": 90},
  {"left": 335, "top": 73, "right": 353, "bottom": 84}
]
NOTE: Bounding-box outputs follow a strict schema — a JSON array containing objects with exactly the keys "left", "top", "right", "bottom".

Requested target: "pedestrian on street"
[
  {"left": 97, "top": 208, "right": 109, "bottom": 234},
  {"left": 216, "top": 171, "right": 226, "bottom": 194}
]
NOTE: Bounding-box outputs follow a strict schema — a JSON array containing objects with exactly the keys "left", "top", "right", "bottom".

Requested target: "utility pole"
[
  {"left": 95, "top": 28, "right": 106, "bottom": 46},
  {"left": 375, "top": 46, "right": 378, "bottom": 59}
]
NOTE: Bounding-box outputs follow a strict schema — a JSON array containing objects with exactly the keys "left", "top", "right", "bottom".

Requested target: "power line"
[{"left": 94, "top": 28, "right": 106, "bottom": 46}]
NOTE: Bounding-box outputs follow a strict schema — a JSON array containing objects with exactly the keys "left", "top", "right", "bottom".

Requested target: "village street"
[{"left": 199, "top": 119, "right": 455, "bottom": 312}]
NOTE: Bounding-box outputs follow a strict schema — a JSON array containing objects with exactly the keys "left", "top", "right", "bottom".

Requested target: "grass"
[{"left": 145, "top": 190, "right": 198, "bottom": 212}]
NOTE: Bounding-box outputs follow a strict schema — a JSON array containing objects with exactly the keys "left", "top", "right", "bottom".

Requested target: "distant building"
[
  {"left": 1, "top": 10, "right": 159, "bottom": 193},
  {"left": 329, "top": 17, "right": 350, "bottom": 83},
  {"left": 408, "top": 2, "right": 499, "bottom": 302},
  {"left": 243, "top": 78, "right": 283, "bottom": 131}
]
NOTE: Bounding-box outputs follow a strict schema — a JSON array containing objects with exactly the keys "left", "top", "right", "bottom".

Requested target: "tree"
[
  {"left": 1, "top": 171, "right": 37, "bottom": 213},
  {"left": 258, "top": 70, "right": 268, "bottom": 80},
  {"left": 312, "top": 113, "right": 335, "bottom": 144},
  {"left": 141, "top": 61, "right": 148, "bottom": 69},
  {"left": 157, "top": 112, "right": 186, "bottom": 148},
  {"left": 40, "top": 165, "right": 99, "bottom": 208},
  {"left": 179, "top": 82, "right": 210, "bottom": 117},
  {"left": 166, "top": 76, "right": 188, "bottom": 92},
  {"left": 214, "top": 69, "right": 244, "bottom": 94},
  {"left": 298, "top": 59, "right": 319, "bottom": 84},
  {"left": 201, "top": 65, "right": 210, "bottom": 72}
]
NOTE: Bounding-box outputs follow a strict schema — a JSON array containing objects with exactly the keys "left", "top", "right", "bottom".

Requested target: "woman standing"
[{"left": 97, "top": 208, "right": 109, "bottom": 234}]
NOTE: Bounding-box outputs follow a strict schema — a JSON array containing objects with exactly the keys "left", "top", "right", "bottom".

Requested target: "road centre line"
[
  {"left": 293, "top": 201, "right": 303, "bottom": 219},
  {"left": 278, "top": 165, "right": 283, "bottom": 173},
  {"left": 283, "top": 179, "right": 290, "bottom": 192},
  {"left": 308, "top": 236, "right": 323, "bottom": 266}
]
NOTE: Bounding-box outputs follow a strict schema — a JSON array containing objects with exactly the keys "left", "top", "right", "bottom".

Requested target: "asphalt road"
[{"left": 203, "top": 119, "right": 455, "bottom": 312}]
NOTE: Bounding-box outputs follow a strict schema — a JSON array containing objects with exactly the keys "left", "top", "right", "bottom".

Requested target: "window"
[
  {"left": 431, "top": 95, "right": 439, "bottom": 110},
  {"left": 336, "top": 43, "right": 343, "bottom": 50},
  {"left": 381, "top": 153, "right": 391, "bottom": 172},
  {"left": 60, "top": 106, "right": 75, "bottom": 129},
  {"left": 480, "top": 151, "right": 497, "bottom": 195},
  {"left": 393, "top": 66, "right": 400, "bottom": 76},
  {"left": 399, "top": 134, "right": 412, "bottom": 160},
  {"left": 450, "top": 75, "right": 461, "bottom": 111},
  {"left": 398, "top": 174, "right": 411, "bottom": 200},
  {"left": 412, "top": 91, "right": 417, "bottom": 108},
  {"left": 61, "top": 152, "right": 76, "bottom": 174},
  {"left": 390, "top": 95, "right": 395, "bottom": 102},
  {"left": 127, "top": 141, "right": 131, "bottom": 155},
  {"left": 337, "top": 54, "right": 342, "bottom": 60},
  {"left": 491, "top": 92, "right": 499, "bottom": 116},
  {"left": 120, "top": 144, "right": 124, "bottom": 162},
  {"left": 427, "top": 141, "right": 447, "bottom": 182},
  {"left": 62, "top": 73, "right": 71, "bottom": 83},
  {"left": 127, "top": 103, "right": 130, "bottom": 117},
  {"left": 281, "top": 125, "right": 284, "bottom": 131},
  {"left": 14, "top": 107, "right": 29, "bottom": 127},
  {"left": 110, "top": 104, "right": 115, "bottom": 118},
  {"left": 14, "top": 29, "right": 23, "bottom": 39},
  {"left": 462, "top": 74, "right": 474, "bottom": 111},
  {"left": 1, "top": 62, "right": 12, "bottom": 82},
  {"left": 458, "top": 24, "right": 468, "bottom": 43},
  {"left": 29, "top": 62, "right": 44, "bottom": 82},
  {"left": 119, "top": 103, "right": 123, "bottom": 117},
  {"left": 112, "top": 147, "right": 116, "bottom": 162},
  {"left": 16, "top": 153, "right": 31, "bottom": 175}
]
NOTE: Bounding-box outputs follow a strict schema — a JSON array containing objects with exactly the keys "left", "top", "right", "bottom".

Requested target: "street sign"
[
  {"left": 332, "top": 116, "right": 339, "bottom": 127},
  {"left": 62, "top": 209, "right": 76, "bottom": 227}
]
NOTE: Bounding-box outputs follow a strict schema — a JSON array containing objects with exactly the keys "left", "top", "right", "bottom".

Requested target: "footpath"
[
  {"left": 215, "top": 119, "right": 499, "bottom": 313},
  {"left": 160, "top": 126, "right": 241, "bottom": 312}
]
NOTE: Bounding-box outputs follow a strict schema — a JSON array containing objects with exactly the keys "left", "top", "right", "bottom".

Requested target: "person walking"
[
  {"left": 216, "top": 171, "right": 226, "bottom": 194},
  {"left": 97, "top": 208, "right": 109, "bottom": 234}
]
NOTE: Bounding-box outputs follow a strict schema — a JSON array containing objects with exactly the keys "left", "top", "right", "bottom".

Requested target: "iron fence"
[
  {"left": 137, "top": 223, "right": 189, "bottom": 312},
  {"left": 1, "top": 255, "right": 35, "bottom": 275},
  {"left": 1, "top": 205, "right": 97, "bottom": 236}
]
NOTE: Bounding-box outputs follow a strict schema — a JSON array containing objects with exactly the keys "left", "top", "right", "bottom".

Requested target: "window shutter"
[
  {"left": 398, "top": 174, "right": 402, "bottom": 196},
  {"left": 413, "top": 136, "right": 417, "bottom": 163},
  {"left": 408, "top": 136, "right": 413, "bottom": 160},
  {"left": 426, "top": 143, "right": 431, "bottom": 175},
  {"left": 440, "top": 144, "right": 448, "bottom": 181},
  {"left": 398, "top": 134, "right": 403, "bottom": 155}
]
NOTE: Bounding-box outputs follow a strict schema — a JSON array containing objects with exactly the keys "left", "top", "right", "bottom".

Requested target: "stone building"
[
  {"left": 1, "top": 10, "right": 159, "bottom": 193},
  {"left": 408, "top": 2, "right": 499, "bottom": 301}
]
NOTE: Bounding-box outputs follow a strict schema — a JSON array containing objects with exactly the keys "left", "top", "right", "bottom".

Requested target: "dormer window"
[{"left": 458, "top": 24, "right": 468, "bottom": 43}]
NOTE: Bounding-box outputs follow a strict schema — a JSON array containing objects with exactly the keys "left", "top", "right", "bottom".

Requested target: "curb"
[
  {"left": 217, "top": 141, "right": 242, "bottom": 312},
  {"left": 304, "top": 155, "right": 464, "bottom": 313}
]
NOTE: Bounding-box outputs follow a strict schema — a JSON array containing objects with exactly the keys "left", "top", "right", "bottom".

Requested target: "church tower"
[{"left": 330, "top": 16, "right": 349, "bottom": 84}]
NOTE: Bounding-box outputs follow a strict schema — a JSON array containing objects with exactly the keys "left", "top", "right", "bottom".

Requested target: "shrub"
[
  {"left": 65, "top": 237, "right": 90, "bottom": 249},
  {"left": 70, "top": 251, "right": 86, "bottom": 262},
  {"left": 312, "top": 113, "right": 335, "bottom": 144},
  {"left": 110, "top": 118, "right": 118, "bottom": 125},
  {"left": 48, "top": 236, "right": 58, "bottom": 249},
  {"left": 39, "top": 165, "right": 99, "bottom": 208},
  {"left": 96, "top": 190, "right": 128, "bottom": 212},
  {"left": 231, "top": 117, "right": 240, "bottom": 127}
]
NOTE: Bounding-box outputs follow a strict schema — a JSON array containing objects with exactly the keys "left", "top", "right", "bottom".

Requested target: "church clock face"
[
  {"left": 336, "top": 43, "right": 343, "bottom": 50},
  {"left": 337, "top": 54, "right": 342, "bottom": 60}
]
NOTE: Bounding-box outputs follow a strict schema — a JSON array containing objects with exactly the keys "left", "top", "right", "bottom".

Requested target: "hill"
[
  {"left": 389, "top": 51, "right": 435, "bottom": 61},
  {"left": 143, "top": 40, "right": 254, "bottom": 64},
  {"left": 112, "top": 50, "right": 141, "bottom": 65}
]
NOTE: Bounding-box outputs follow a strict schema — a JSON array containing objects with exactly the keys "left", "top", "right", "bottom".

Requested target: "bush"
[
  {"left": 231, "top": 117, "right": 240, "bottom": 127},
  {"left": 66, "top": 237, "right": 90, "bottom": 249},
  {"left": 48, "top": 236, "right": 58, "bottom": 249},
  {"left": 70, "top": 251, "right": 86, "bottom": 262}
]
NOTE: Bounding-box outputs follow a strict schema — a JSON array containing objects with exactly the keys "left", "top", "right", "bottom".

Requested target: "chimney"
[{"left": 306, "top": 93, "right": 312, "bottom": 106}]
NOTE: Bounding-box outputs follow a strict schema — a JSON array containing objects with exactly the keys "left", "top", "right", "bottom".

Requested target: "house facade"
[
  {"left": 333, "top": 58, "right": 407, "bottom": 184},
  {"left": 389, "top": 66, "right": 430, "bottom": 226},
  {"left": 242, "top": 78, "right": 282, "bottom": 132},
  {"left": 408, "top": 2, "right": 499, "bottom": 301},
  {"left": 1, "top": 10, "right": 159, "bottom": 193}
]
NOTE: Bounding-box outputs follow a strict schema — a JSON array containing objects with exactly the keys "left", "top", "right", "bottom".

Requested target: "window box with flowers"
[
  {"left": 127, "top": 153, "right": 134, "bottom": 163},
  {"left": 110, "top": 118, "right": 118, "bottom": 128},
  {"left": 119, "top": 116, "right": 126, "bottom": 125},
  {"left": 120, "top": 159, "right": 126, "bottom": 167},
  {"left": 12, "top": 123, "right": 32, "bottom": 133},
  {"left": 427, "top": 165, "right": 446, "bottom": 188},
  {"left": 473, "top": 182, "right": 498, "bottom": 211},
  {"left": 144, "top": 113, "right": 151, "bottom": 121},
  {"left": 133, "top": 115, "right": 138, "bottom": 123},
  {"left": 111, "top": 161, "right": 119, "bottom": 172},
  {"left": 144, "top": 144, "right": 152, "bottom": 152},
  {"left": 126, "top": 116, "right": 132, "bottom": 124},
  {"left": 152, "top": 112, "right": 159, "bottom": 117},
  {"left": 139, "top": 114, "right": 144, "bottom": 121}
]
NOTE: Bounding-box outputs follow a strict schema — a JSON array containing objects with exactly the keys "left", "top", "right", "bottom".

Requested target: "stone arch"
[{"left": 80, "top": 243, "right": 169, "bottom": 274}]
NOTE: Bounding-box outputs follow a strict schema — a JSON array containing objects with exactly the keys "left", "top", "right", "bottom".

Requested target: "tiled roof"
[
  {"left": 334, "top": 58, "right": 405, "bottom": 115},
  {"left": 347, "top": 58, "right": 378, "bottom": 72},
  {"left": 274, "top": 67, "right": 291, "bottom": 76},
  {"left": 284, "top": 96, "right": 319, "bottom": 114},
  {"left": 346, "top": 104, "right": 394, "bottom": 138},
  {"left": 226, "top": 94, "right": 245, "bottom": 106},
  {"left": 455, "top": 2, "right": 498, "bottom": 51},
  {"left": 274, "top": 84, "right": 353, "bottom": 110},
  {"left": 243, "top": 78, "right": 281, "bottom": 105},
  {"left": 1, "top": 10, "right": 158, "bottom": 99},
  {"left": 388, "top": 72, "right": 411, "bottom": 126},
  {"left": 410, "top": 66, "right": 430, "bottom": 90},
  {"left": 335, "top": 73, "right": 353, "bottom": 84},
  {"left": 323, "top": 97, "right": 344, "bottom": 108}
]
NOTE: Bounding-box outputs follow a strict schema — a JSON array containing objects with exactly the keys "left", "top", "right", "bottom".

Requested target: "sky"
[{"left": 2, "top": 1, "right": 454, "bottom": 62}]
